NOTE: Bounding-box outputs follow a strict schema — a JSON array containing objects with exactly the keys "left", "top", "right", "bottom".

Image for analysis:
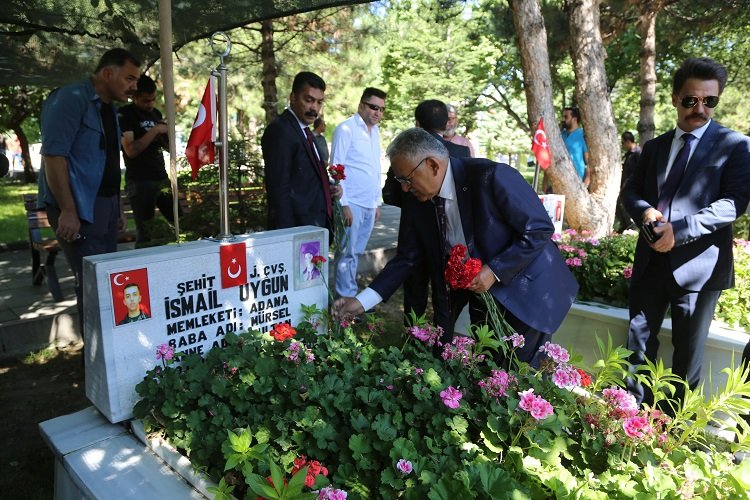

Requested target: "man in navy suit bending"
[
  {"left": 621, "top": 57, "right": 750, "bottom": 405},
  {"left": 334, "top": 128, "right": 578, "bottom": 364},
  {"left": 262, "top": 71, "right": 339, "bottom": 233}
]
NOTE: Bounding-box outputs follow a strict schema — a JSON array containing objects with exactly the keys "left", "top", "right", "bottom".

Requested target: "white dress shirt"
[
  {"left": 330, "top": 113, "right": 382, "bottom": 208},
  {"left": 665, "top": 120, "right": 710, "bottom": 177}
]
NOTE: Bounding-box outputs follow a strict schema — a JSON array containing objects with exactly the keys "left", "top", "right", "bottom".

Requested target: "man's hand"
[
  {"left": 375, "top": 206, "right": 381, "bottom": 222},
  {"left": 332, "top": 297, "right": 364, "bottom": 321},
  {"left": 651, "top": 222, "right": 675, "bottom": 252},
  {"left": 118, "top": 208, "right": 128, "bottom": 232},
  {"left": 331, "top": 184, "right": 343, "bottom": 200},
  {"left": 642, "top": 207, "right": 664, "bottom": 224},
  {"left": 56, "top": 209, "right": 81, "bottom": 242},
  {"left": 342, "top": 205, "right": 353, "bottom": 226},
  {"left": 469, "top": 264, "right": 498, "bottom": 294}
]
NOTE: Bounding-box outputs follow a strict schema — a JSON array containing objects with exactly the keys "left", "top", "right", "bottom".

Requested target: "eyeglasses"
[
  {"left": 393, "top": 157, "right": 427, "bottom": 187},
  {"left": 680, "top": 95, "right": 720, "bottom": 109},
  {"left": 362, "top": 101, "right": 386, "bottom": 113}
]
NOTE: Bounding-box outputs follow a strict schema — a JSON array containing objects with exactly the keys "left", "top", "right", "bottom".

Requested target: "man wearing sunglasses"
[
  {"left": 621, "top": 57, "right": 750, "bottom": 407},
  {"left": 330, "top": 87, "right": 387, "bottom": 297},
  {"left": 333, "top": 128, "right": 578, "bottom": 365}
]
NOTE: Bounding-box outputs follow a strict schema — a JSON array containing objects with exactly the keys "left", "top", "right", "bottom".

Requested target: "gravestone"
[{"left": 83, "top": 226, "right": 329, "bottom": 423}]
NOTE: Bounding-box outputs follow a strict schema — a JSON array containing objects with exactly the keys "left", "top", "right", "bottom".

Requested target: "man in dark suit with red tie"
[
  {"left": 334, "top": 128, "right": 578, "bottom": 365},
  {"left": 621, "top": 57, "right": 750, "bottom": 405},
  {"left": 262, "top": 71, "right": 336, "bottom": 232}
]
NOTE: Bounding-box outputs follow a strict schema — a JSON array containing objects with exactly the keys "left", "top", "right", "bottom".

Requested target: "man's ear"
[
  {"left": 426, "top": 157, "right": 441, "bottom": 177},
  {"left": 671, "top": 94, "right": 679, "bottom": 108}
]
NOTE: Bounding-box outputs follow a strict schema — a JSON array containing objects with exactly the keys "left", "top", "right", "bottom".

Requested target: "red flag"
[
  {"left": 186, "top": 78, "right": 216, "bottom": 180},
  {"left": 219, "top": 242, "right": 248, "bottom": 289},
  {"left": 531, "top": 117, "right": 552, "bottom": 170}
]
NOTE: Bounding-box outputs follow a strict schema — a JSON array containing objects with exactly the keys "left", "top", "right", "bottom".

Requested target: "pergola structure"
[{"left": 1, "top": 0, "right": 370, "bottom": 88}]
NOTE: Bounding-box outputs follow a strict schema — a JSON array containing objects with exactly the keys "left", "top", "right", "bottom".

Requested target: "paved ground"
[{"left": 0, "top": 205, "right": 401, "bottom": 356}]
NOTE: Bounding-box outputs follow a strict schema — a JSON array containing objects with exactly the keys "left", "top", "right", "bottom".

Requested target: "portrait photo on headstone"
[
  {"left": 110, "top": 268, "right": 152, "bottom": 327},
  {"left": 295, "top": 235, "right": 324, "bottom": 289}
]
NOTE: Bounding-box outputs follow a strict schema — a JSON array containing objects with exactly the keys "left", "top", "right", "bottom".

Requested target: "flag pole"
[
  {"left": 532, "top": 161, "right": 540, "bottom": 193},
  {"left": 157, "top": 0, "right": 180, "bottom": 243},
  {"left": 210, "top": 32, "right": 232, "bottom": 240}
]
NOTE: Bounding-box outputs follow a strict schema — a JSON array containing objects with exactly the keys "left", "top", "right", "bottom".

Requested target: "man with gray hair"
[
  {"left": 443, "top": 104, "right": 475, "bottom": 157},
  {"left": 334, "top": 128, "right": 578, "bottom": 364}
]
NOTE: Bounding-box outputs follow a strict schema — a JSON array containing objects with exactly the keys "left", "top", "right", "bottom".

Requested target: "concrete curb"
[{"left": 0, "top": 312, "right": 81, "bottom": 359}]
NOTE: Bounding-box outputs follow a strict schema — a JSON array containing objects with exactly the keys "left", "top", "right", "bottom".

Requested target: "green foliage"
[
  {"left": 135, "top": 307, "right": 750, "bottom": 498},
  {"left": 557, "top": 229, "right": 637, "bottom": 308},
  {"left": 557, "top": 228, "right": 750, "bottom": 331}
]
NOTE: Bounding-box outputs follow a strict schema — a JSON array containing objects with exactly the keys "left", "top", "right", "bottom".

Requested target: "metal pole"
[
  {"left": 210, "top": 32, "right": 232, "bottom": 240},
  {"left": 532, "top": 162, "right": 540, "bottom": 192}
]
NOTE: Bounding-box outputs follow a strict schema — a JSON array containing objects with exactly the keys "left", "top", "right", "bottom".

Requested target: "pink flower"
[
  {"left": 502, "top": 332, "right": 526, "bottom": 349},
  {"left": 623, "top": 416, "right": 653, "bottom": 440},
  {"left": 518, "top": 388, "right": 554, "bottom": 420},
  {"left": 408, "top": 324, "right": 443, "bottom": 347},
  {"left": 538, "top": 342, "right": 570, "bottom": 364},
  {"left": 551, "top": 364, "right": 581, "bottom": 389},
  {"left": 565, "top": 257, "right": 583, "bottom": 267},
  {"left": 478, "top": 369, "right": 515, "bottom": 399},
  {"left": 318, "top": 486, "right": 348, "bottom": 500},
  {"left": 440, "top": 386, "right": 462, "bottom": 409},
  {"left": 156, "top": 343, "right": 174, "bottom": 361},
  {"left": 414, "top": 367, "right": 424, "bottom": 375},
  {"left": 602, "top": 387, "right": 639, "bottom": 419},
  {"left": 623, "top": 266, "right": 633, "bottom": 279},
  {"left": 396, "top": 459, "right": 413, "bottom": 474}
]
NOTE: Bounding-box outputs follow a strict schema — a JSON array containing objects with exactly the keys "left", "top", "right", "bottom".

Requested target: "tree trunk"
[
  {"left": 636, "top": 4, "right": 657, "bottom": 145},
  {"left": 260, "top": 19, "right": 279, "bottom": 124},
  {"left": 12, "top": 124, "right": 35, "bottom": 183},
  {"left": 566, "top": 0, "right": 620, "bottom": 235},
  {"left": 509, "top": 0, "right": 597, "bottom": 233}
]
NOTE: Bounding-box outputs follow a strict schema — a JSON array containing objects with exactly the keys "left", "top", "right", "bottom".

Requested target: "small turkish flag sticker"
[{"left": 220, "top": 242, "right": 248, "bottom": 289}]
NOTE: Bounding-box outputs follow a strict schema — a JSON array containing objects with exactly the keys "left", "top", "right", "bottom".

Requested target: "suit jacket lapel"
[
  {"left": 282, "top": 109, "right": 323, "bottom": 181},
  {"left": 681, "top": 121, "right": 717, "bottom": 187},
  {"left": 451, "top": 159, "right": 475, "bottom": 254}
]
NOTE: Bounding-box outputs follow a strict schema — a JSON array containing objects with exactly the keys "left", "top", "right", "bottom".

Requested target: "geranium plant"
[{"left": 134, "top": 302, "right": 750, "bottom": 499}]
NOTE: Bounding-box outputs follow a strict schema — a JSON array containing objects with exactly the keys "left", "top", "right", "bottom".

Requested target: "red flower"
[
  {"left": 444, "top": 244, "right": 483, "bottom": 289},
  {"left": 291, "top": 455, "right": 329, "bottom": 488},
  {"left": 311, "top": 255, "right": 326, "bottom": 269},
  {"left": 270, "top": 322, "right": 296, "bottom": 342},
  {"left": 329, "top": 164, "right": 346, "bottom": 182},
  {"left": 577, "top": 368, "right": 592, "bottom": 387}
]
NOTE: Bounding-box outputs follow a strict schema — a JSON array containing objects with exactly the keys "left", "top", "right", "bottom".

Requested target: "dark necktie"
[
  {"left": 433, "top": 196, "right": 452, "bottom": 260},
  {"left": 657, "top": 133, "right": 696, "bottom": 220},
  {"left": 304, "top": 127, "right": 332, "bottom": 219}
]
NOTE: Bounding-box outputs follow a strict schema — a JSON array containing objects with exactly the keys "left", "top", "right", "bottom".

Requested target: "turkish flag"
[
  {"left": 220, "top": 242, "right": 248, "bottom": 289},
  {"left": 186, "top": 78, "right": 216, "bottom": 180},
  {"left": 531, "top": 117, "right": 552, "bottom": 170}
]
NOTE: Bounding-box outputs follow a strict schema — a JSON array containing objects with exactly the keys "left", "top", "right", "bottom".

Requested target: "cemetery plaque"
[{"left": 83, "top": 227, "right": 329, "bottom": 423}]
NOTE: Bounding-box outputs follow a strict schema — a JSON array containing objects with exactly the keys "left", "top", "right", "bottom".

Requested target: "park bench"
[{"left": 23, "top": 193, "right": 140, "bottom": 302}]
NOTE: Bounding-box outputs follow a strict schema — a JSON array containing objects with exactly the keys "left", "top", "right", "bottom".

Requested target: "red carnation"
[
  {"left": 329, "top": 164, "right": 346, "bottom": 182},
  {"left": 445, "top": 244, "right": 483, "bottom": 289},
  {"left": 311, "top": 255, "right": 327, "bottom": 269},
  {"left": 270, "top": 322, "right": 296, "bottom": 342}
]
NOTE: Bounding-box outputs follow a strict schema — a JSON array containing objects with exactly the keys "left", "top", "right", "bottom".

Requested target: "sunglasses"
[
  {"left": 680, "top": 95, "right": 720, "bottom": 109},
  {"left": 393, "top": 157, "right": 427, "bottom": 187},
  {"left": 362, "top": 101, "right": 386, "bottom": 113}
]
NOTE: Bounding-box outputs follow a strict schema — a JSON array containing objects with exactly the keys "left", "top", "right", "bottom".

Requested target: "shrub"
[{"left": 134, "top": 310, "right": 750, "bottom": 499}]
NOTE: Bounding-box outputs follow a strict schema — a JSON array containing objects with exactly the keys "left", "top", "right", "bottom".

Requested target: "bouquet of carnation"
[
  {"left": 328, "top": 164, "right": 349, "bottom": 252},
  {"left": 445, "top": 244, "right": 513, "bottom": 357}
]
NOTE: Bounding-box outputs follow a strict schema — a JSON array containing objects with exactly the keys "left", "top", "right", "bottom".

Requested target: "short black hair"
[
  {"left": 123, "top": 283, "right": 141, "bottom": 293},
  {"left": 361, "top": 87, "right": 387, "bottom": 102},
  {"left": 672, "top": 57, "right": 728, "bottom": 95},
  {"left": 563, "top": 106, "right": 580, "bottom": 121},
  {"left": 292, "top": 71, "right": 326, "bottom": 95},
  {"left": 95, "top": 48, "right": 140, "bottom": 73},
  {"left": 313, "top": 117, "right": 325, "bottom": 129},
  {"left": 414, "top": 99, "right": 449, "bottom": 133},
  {"left": 621, "top": 131, "right": 635, "bottom": 143},
  {"left": 136, "top": 74, "right": 157, "bottom": 95}
]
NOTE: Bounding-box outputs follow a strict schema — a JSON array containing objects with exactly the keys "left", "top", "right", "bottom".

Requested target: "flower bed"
[
  {"left": 134, "top": 307, "right": 750, "bottom": 499},
  {"left": 556, "top": 230, "right": 750, "bottom": 331}
]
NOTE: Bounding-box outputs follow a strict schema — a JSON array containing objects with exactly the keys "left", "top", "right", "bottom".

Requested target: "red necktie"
[
  {"left": 657, "top": 133, "right": 695, "bottom": 220},
  {"left": 304, "top": 127, "right": 332, "bottom": 219}
]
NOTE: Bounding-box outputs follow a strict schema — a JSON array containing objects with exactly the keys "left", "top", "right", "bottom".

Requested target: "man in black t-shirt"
[{"left": 119, "top": 74, "right": 175, "bottom": 245}]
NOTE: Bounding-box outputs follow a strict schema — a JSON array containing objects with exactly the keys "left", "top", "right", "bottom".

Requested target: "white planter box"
[{"left": 555, "top": 301, "right": 749, "bottom": 396}]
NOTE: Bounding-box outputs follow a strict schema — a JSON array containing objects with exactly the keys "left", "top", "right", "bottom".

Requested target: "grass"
[{"left": 0, "top": 178, "right": 37, "bottom": 244}]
